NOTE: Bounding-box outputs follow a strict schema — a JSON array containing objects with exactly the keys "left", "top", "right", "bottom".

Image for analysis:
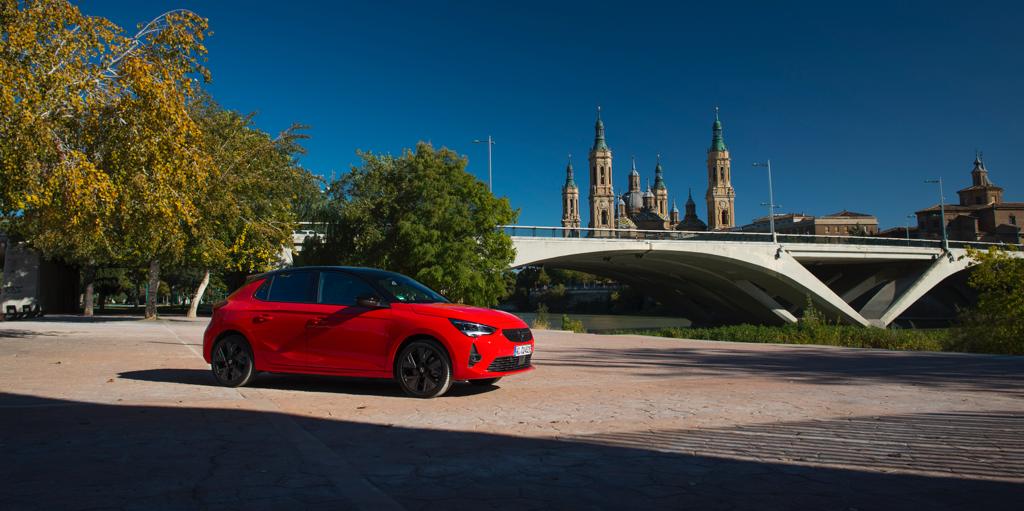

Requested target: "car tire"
[
  {"left": 469, "top": 377, "right": 502, "bottom": 386},
  {"left": 396, "top": 339, "right": 453, "bottom": 398},
  {"left": 211, "top": 334, "right": 256, "bottom": 387}
]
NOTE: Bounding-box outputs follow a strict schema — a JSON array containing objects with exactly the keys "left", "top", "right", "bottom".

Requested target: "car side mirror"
[{"left": 356, "top": 294, "right": 388, "bottom": 309}]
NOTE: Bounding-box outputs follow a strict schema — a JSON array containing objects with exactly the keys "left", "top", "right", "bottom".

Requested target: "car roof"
[{"left": 245, "top": 266, "right": 398, "bottom": 283}]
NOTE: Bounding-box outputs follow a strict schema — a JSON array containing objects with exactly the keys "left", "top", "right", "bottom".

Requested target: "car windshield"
[{"left": 367, "top": 272, "right": 448, "bottom": 304}]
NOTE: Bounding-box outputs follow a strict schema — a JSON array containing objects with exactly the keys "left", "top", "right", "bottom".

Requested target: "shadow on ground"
[
  {"left": 0, "top": 392, "right": 1020, "bottom": 510},
  {"left": 538, "top": 344, "right": 1024, "bottom": 395},
  {"left": 118, "top": 368, "right": 500, "bottom": 398}
]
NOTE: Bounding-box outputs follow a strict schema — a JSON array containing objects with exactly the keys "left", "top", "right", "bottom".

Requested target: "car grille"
[
  {"left": 487, "top": 354, "right": 532, "bottom": 372},
  {"left": 503, "top": 328, "right": 533, "bottom": 343}
]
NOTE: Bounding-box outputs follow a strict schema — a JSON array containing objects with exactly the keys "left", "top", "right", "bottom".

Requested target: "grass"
[{"left": 610, "top": 323, "right": 954, "bottom": 352}]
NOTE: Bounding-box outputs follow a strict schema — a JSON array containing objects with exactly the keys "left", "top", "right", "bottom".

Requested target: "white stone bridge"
[{"left": 506, "top": 226, "right": 1021, "bottom": 327}]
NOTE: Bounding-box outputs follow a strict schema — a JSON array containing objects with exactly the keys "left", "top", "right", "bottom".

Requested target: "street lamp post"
[
  {"left": 905, "top": 214, "right": 915, "bottom": 245},
  {"left": 473, "top": 135, "right": 494, "bottom": 192},
  {"left": 752, "top": 160, "right": 778, "bottom": 244},
  {"left": 924, "top": 178, "right": 948, "bottom": 251}
]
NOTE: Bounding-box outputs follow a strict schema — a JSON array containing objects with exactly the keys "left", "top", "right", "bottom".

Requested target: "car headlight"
[{"left": 449, "top": 319, "right": 497, "bottom": 337}]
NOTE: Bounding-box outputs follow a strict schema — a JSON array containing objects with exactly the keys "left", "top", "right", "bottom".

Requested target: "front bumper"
[{"left": 453, "top": 330, "right": 535, "bottom": 380}]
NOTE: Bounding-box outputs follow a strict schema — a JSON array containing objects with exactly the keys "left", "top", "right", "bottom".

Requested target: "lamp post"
[
  {"left": 473, "top": 135, "right": 494, "bottom": 192},
  {"left": 905, "top": 214, "right": 915, "bottom": 245},
  {"left": 924, "top": 178, "right": 948, "bottom": 251},
  {"left": 752, "top": 160, "right": 778, "bottom": 244}
]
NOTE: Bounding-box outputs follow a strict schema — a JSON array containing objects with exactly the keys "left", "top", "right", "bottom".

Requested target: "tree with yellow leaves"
[{"left": 2, "top": 1, "right": 212, "bottom": 318}]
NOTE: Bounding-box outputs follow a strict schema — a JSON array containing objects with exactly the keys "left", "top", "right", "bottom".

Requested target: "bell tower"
[
  {"left": 561, "top": 154, "right": 580, "bottom": 236},
  {"left": 705, "top": 107, "right": 736, "bottom": 229},
  {"left": 588, "top": 106, "right": 615, "bottom": 235}
]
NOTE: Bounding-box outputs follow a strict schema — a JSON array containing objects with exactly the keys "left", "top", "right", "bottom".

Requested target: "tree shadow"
[
  {"left": 1, "top": 392, "right": 1020, "bottom": 510},
  {"left": 117, "top": 368, "right": 500, "bottom": 398},
  {"left": 537, "top": 344, "right": 1024, "bottom": 395}
]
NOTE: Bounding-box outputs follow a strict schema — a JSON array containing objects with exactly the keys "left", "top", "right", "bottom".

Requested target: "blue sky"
[{"left": 82, "top": 0, "right": 1023, "bottom": 230}]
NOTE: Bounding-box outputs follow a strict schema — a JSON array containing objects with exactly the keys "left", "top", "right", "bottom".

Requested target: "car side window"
[
  {"left": 253, "top": 278, "right": 272, "bottom": 301},
  {"left": 267, "top": 271, "right": 318, "bottom": 303},
  {"left": 319, "top": 271, "right": 378, "bottom": 306}
]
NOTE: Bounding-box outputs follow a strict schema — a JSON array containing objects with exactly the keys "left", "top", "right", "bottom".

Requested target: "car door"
[
  {"left": 246, "top": 270, "right": 319, "bottom": 369},
  {"left": 305, "top": 270, "right": 393, "bottom": 373}
]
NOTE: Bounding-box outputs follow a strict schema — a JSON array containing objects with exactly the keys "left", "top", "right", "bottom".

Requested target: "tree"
[
  {"left": 90, "top": 9, "right": 213, "bottom": 319},
  {"left": 303, "top": 142, "right": 518, "bottom": 306},
  {"left": 955, "top": 247, "right": 1024, "bottom": 354},
  {"left": 180, "top": 96, "right": 320, "bottom": 318},
  {"left": 1, "top": 2, "right": 213, "bottom": 318},
  {"left": 1, "top": 0, "right": 122, "bottom": 315}
]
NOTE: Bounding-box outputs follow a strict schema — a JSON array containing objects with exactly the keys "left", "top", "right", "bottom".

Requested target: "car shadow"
[{"left": 117, "top": 368, "right": 500, "bottom": 398}]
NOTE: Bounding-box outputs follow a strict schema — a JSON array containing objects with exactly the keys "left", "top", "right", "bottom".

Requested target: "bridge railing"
[{"left": 501, "top": 225, "right": 1020, "bottom": 250}]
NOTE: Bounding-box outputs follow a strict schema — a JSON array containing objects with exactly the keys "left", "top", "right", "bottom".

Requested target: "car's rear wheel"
[
  {"left": 396, "top": 340, "right": 452, "bottom": 398},
  {"left": 211, "top": 334, "right": 256, "bottom": 387},
  {"left": 469, "top": 377, "right": 502, "bottom": 386}
]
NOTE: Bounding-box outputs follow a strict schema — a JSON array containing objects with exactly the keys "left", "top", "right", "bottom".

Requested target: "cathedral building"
[
  {"left": 560, "top": 107, "right": 733, "bottom": 235},
  {"left": 913, "top": 153, "right": 1023, "bottom": 244}
]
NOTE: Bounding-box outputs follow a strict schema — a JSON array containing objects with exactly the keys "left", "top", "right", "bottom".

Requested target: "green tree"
[
  {"left": 181, "top": 97, "right": 319, "bottom": 317},
  {"left": 954, "top": 247, "right": 1024, "bottom": 354},
  {"left": 304, "top": 142, "right": 518, "bottom": 306}
]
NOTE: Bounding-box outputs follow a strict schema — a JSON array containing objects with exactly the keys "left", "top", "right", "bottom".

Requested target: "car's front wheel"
[
  {"left": 396, "top": 340, "right": 452, "bottom": 398},
  {"left": 211, "top": 334, "right": 256, "bottom": 387}
]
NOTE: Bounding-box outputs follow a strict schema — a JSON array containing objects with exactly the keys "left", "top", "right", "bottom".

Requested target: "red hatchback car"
[{"left": 203, "top": 266, "right": 534, "bottom": 398}]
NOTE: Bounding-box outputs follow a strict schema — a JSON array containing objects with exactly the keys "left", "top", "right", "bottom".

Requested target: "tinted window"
[
  {"left": 267, "top": 271, "right": 317, "bottom": 303},
  {"left": 319, "top": 271, "right": 377, "bottom": 306},
  {"left": 253, "top": 278, "right": 271, "bottom": 301}
]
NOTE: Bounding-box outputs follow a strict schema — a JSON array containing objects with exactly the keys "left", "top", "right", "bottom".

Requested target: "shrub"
[
  {"left": 532, "top": 303, "right": 550, "bottom": 330},
  {"left": 614, "top": 323, "right": 949, "bottom": 352},
  {"left": 561, "top": 314, "right": 585, "bottom": 333},
  {"left": 950, "top": 247, "right": 1024, "bottom": 355}
]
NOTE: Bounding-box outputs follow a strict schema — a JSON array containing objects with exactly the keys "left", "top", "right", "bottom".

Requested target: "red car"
[{"left": 202, "top": 266, "right": 534, "bottom": 398}]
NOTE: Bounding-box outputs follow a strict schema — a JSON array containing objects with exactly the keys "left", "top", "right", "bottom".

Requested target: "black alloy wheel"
[
  {"left": 211, "top": 335, "right": 256, "bottom": 387},
  {"left": 397, "top": 340, "right": 452, "bottom": 398},
  {"left": 469, "top": 377, "right": 502, "bottom": 386}
]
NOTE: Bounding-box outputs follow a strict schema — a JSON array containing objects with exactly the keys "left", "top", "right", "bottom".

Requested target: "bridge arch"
[{"left": 509, "top": 234, "right": 987, "bottom": 327}]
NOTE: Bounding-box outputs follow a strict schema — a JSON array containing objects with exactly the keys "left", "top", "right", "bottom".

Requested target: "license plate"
[{"left": 514, "top": 344, "right": 533, "bottom": 357}]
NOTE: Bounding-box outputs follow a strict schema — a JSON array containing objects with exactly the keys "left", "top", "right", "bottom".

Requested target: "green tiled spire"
[
  {"left": 563, "top": 154, "right": 577, "bottom": 190},
  {"left": 593, "top": 105, "right": 609, "bottom": 151},
  {"left": 653, "top": 153, "right": 667, "bottom": 190},
  {"left": 710, "top": 106, "right": 726, "bottom": 152}
]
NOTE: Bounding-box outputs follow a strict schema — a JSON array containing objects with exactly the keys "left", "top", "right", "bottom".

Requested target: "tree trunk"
[
  {"left": 187, "top": 270, "right": 211, "bottom": 319},
  {"left": 82, "top": 266, "right": 95, "bottom": 317},
  {"left": 145, "top": 259, "right": 160, "bottom": 320}
]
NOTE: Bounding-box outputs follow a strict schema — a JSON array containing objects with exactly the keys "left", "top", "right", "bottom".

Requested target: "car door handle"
[
  {"left": 253, "top": 314, "right": 273, "bottom": 323},
  {"left": 306, "top": 318, "right": 327, "bottom": 328}
]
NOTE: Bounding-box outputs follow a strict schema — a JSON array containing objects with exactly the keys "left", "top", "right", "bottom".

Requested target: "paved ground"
[{"left": 0, "top": 317, "right": 1022, "bottom": 510}]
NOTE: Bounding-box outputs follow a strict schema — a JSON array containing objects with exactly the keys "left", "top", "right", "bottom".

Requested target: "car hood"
[{"left": 409, "top": 303, "right": 525, "bottom": 327}]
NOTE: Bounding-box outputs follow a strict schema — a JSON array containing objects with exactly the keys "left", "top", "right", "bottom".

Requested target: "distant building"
[
  {"left": 914, "top": 153, "right": 1023, "bottom": 244},
  {"left": 740, "top": 210, "right": 878, "bottom": 236},
  {"left": 560, "top": 107, "right": 731, "bottom": 236}
]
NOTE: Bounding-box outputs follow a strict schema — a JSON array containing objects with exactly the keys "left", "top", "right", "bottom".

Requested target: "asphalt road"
[{"left": 0, "top": 317, "right": 1021, "bottom": 510}]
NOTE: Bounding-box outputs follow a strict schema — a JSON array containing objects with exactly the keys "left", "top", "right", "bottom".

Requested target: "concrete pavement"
[{"left": 0, "top": 316, "right": 1022, "bottom": 510}]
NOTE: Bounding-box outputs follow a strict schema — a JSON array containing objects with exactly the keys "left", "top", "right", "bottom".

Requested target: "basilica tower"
[
  {"left": 588, "top": 106, "right": 615, "bottom": 234},
  {"left": 653, "top": 154, "right": 669, "bottom": 218},
  {"left": 705, "top": 108, "right": 736, "bottom": 229},
  {"left": 561, "top": 155, "right": 580, "bottom": 235}
]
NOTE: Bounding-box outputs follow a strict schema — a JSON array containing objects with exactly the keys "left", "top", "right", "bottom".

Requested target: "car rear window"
[
  {"left": 253, "top": 278, "right": 272, "bottom": 301},
  {"left": 267, "top": 271, "right": 317, "bottom": 303}
]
